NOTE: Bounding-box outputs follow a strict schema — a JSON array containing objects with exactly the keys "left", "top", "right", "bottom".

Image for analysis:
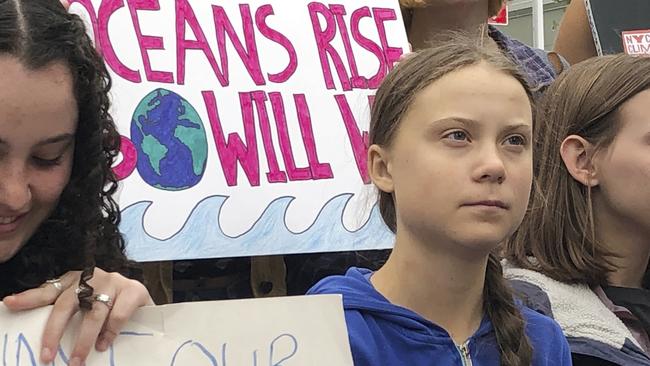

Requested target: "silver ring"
[
  {"left": 45, "top": 278, "right": 63, "bottom": 292},
  {"left": 93, "top": 293, "right": 114, "bottom": 310}
]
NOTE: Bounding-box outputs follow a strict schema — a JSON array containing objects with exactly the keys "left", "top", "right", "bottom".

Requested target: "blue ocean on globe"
[{"left": 131, "top": 88, "right": 208, "bottom": 190}]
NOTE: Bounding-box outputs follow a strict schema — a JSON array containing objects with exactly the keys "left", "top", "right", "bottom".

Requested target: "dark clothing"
[{"left": 604, "top": 286, "right": 650, "bottom": 340}]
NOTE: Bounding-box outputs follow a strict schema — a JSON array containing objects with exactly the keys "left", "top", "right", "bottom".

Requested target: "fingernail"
[
  {"left": 40, "top": 347, "right": 52, "bottom": 363},
  {"left": 70, "top": 357, "right": 84, "bottom": 366},
  {"left": 96, "top": 338, "right": 109, "bottom": 352}
]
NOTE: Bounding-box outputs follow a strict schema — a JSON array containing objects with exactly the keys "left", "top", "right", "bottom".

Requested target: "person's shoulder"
[
  {"left": 307, "top": 267, "right": 372, "bottom": 295},
  {"left": 510, "top": 277, "right": 554, "bottom": 317},
  {"left": 520, "top": 305, "right": 561, "bottom": 333},
  {"left": 504, "top": 263, "right": 557, "bottom": 317},
  {"left": 521, "top": 306, "right": 572, "bottom": 365},
  {"left": 307, "top": 268, "right": 393, "bottom": 366},
  {"left": 307, "top": 273, "right": 347, "bottom": 295}
]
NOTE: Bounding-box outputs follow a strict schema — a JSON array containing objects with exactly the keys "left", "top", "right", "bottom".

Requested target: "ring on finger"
[
  {"left": 44, "top": 278, "right": 64, "bottom": 292},
  {"left": 93, "top": 293, "right": 114, "bottom": 310}
]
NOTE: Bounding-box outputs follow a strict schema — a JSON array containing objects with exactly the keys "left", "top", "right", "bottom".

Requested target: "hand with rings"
[{"left": 3, "top": 268, "right": 153, "bottom": 366}]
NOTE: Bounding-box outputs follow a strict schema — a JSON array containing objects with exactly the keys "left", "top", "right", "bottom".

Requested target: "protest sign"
[
  {"left": 586, "top": 0, "right": 650, "bottom": 56},
  {"left": 68, "top": 0, "right": 407, "bottom": 261},
  {"left": 0, "top": 294, "right": 353, "bottom": 365},
  {"left": 488, "top": 5, "right": 508, "bottom": 26},
  {"left": 622, "top": 30, "right": 650, "bottom": 56}
]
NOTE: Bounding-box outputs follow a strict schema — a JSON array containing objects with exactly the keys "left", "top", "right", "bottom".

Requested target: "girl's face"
[
  {"left": 0, "top": 56, "right": 77, "bottom": 262},
  {"left": 592, "top": 89, "right": 650, "bottom": 235},
  {"left": 372, "top": 62, "right": 533, "bottom": 254}
]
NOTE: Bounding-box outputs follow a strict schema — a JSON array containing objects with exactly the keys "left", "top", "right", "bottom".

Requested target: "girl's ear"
[
  {"left": 368, "top": 144, "right": 394, "bottom": 194},
  {"left": 560, "top": 135, "right": 599, "bottom": 187}
]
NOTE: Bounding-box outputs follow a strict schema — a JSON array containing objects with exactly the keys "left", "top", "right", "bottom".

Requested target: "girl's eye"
[
  {"left": 504, "top": 135, "right": 527, "bottom": 146},
  {"left": 444, "top": 131, "right": 469, "bottom": 142},
  {"left": 33, "top": 156, "right": 63, "bottom": 167}
]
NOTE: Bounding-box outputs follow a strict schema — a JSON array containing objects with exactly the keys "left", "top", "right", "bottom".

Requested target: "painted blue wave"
[{"left": 120, "top": 194, "right": 395, "bottom": 262}]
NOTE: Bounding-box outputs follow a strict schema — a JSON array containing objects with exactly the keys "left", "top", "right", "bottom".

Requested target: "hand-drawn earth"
[{"left": 131, "top": 88, "right": 208, "bottom": 191}]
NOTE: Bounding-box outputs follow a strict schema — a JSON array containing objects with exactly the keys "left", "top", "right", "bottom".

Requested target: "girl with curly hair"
[
  {"left": 309, "top": 36, "right": 571, "bottom": 366},
  {"left": 0, "top": 0, "right": 152, "bottom": 365}
]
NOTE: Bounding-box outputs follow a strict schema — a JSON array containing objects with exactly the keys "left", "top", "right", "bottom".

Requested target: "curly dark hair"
[{"left": 0, "top": 0, "right": 137, "bottom": 308}]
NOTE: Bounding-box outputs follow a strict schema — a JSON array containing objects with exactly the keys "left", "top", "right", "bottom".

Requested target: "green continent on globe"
[
  {"left": 131, "top": 88, "right": 208, "bottom": 190},
  {"left": 140, "top": 134, "right": 168, "bottom": 175}
]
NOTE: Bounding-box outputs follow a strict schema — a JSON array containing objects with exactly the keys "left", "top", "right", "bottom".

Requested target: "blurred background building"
[{"left": 496, "top": 0, "right": 570, "bottom": 50}]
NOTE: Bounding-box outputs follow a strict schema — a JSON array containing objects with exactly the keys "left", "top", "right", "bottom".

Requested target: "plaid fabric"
[{"left": 489, "top": 26, "right": 558, "bottom": 91}]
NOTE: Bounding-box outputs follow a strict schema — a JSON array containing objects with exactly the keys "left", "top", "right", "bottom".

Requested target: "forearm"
[{"left": 554, "top": 0, "right": 597, "bottom": 64}]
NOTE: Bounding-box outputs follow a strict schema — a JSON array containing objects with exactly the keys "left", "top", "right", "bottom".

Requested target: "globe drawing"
[{"left": 131, "top": 88, "right": 208, "bottom": 191}]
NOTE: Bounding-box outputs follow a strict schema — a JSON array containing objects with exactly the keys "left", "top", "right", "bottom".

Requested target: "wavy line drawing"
[{"left": 120, "top": 194, "right": 395, "bottom": 262}]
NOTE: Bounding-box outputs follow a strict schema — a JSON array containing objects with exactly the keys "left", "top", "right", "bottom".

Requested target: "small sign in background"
[
  {"left": 622, "top": 29, "right": 650, "bottom": 56},
  {"left": 488, "top": 5, "right": 508, "bottom": 26}
]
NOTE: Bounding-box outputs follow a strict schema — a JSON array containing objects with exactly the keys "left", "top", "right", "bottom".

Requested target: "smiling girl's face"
[{"left": 0, "top": 56, "right": 77, "bottom": 262}]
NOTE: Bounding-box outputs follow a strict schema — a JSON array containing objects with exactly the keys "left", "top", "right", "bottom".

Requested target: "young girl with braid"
[{"left": 308, "top": 35, "right": 570, "bottom": 365}]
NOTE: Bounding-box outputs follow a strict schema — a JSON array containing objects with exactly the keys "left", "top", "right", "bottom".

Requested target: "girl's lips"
[
  {"left": 462, "top": 200, "right": 510, "bottom": 209},
  {"left": 0, "top": 216, "right": 19, "bottom": 224},
  {"left": 0, "top": 214, "right": 26, "bottom": 235}
]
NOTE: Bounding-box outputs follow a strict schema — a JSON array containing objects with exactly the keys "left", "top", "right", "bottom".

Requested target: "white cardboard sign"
[{"left": 0, "top": 294, "right": 353, "bottom": 365}]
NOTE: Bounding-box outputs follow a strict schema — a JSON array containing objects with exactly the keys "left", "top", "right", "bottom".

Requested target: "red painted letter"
[
  {"left": 212, "top": 5, "right": 265, "bottom": 86},
  {"left": 98, "top": 0, "right": 141, "bottom": 82},
  {"left": 308, "top": 2, "right": 351, "bottom": 91},
  {"left": 127, "top": 0, "right": 174, "bottom": 83},
  {"left": 256, "top": 5, "right": 298, "bottom": 83},
  {"left": 203, "top": 91, "right": 260, "bottom": 187},
  {"left": 175, "top": 0, "right": 227, "bottom": 86}
]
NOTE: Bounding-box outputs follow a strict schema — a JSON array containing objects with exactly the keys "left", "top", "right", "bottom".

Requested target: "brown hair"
[
  {"left": 370, "top": 36, "right": 533, "bottom": 366},
  {"left": 505, "top": 55, "right": 650, "bottom": 287}
]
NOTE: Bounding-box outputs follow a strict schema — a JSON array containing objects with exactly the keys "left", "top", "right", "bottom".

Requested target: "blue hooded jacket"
[{"left": 308, "top": 267, "right": 572, "bottom": 366}]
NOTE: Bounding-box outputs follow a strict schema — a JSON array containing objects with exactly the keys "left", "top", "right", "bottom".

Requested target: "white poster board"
[
  {"left": 68, "top": 0, "right": 407, "bottom": 262},
  {"left": 0, "top": 295, "right": 352, "bottom": 365}
]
